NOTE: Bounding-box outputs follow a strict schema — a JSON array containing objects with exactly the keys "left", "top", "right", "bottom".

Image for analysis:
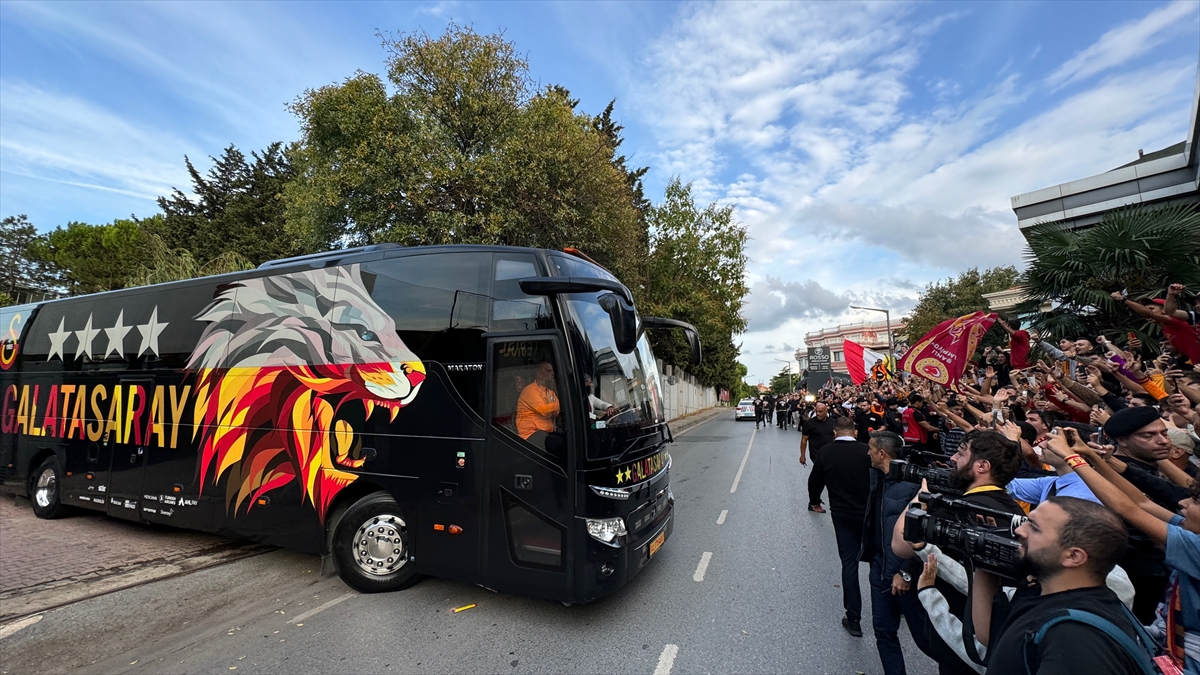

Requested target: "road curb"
[
  {"left": 0, "top": 542, "right": 274, "bottom": 624},
  {"left": 668, "top": 406, "right": 727, "bottom": 436}
]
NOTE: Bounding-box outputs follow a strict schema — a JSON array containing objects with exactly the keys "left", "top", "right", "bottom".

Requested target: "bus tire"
[
  {"left": 332, "top": 492, "right": 420, "bottom": 593},
  {"left": 30, "top": 456, "right": 69, "bottom": 520}
]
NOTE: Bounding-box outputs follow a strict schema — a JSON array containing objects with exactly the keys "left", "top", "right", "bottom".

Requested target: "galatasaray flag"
[
  {"left": 899, "top": 311, "right": 997, "bottom": 391},
  {"left": 843, "top": 340, "right": 887, "bottom": 385}
]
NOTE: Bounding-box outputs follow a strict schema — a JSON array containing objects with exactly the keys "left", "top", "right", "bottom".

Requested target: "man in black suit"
[{"left": 808, "top": 415, "right": 872, "bottom": 637}]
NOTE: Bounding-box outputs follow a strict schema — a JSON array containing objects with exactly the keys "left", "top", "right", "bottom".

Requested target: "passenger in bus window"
[
  {"left": 516, "top": 361, "right": 561, "bottom": 450},
  {"left": 584, "top": 374, "right": 617, "bottom": 421}
]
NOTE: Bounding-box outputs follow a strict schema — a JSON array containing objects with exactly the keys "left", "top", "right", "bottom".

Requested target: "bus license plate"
[{"left": 649, "top": 531, "right": 665, "bottom": 557}]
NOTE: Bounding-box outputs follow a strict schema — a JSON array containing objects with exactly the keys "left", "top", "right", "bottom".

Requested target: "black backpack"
[{"left": 1023, "top": 606, "right": 1165, "bottom": 675}]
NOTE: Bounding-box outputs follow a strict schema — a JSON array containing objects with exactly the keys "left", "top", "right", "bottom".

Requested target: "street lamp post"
[
  {"left": 849, "top": 305, "right": 893, "bottom": 356},
  {"left": 772, "top": 358, "right": 796, "bottom": 392}
]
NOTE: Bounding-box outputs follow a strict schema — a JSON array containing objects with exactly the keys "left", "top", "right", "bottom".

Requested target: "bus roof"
[{"left": 29, "top": 243, "right": 568, "bottom": 310}]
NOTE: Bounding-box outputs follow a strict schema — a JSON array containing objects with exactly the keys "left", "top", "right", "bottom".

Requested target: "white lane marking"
[
  {"left": 729, "top": 429, "right": 756, "bottom": 493},
  {"left": 716, "top": 509, "right": 728, "bottom": 525},
  {"left": 0, "top": 614, "right": 42, "bottom": 640},
  {"left": 654, "top": 644, "right": 679, "bottom": 675},
  {"left": 288, "top": 592, "right": 356, "bottom": 624},
  {"left": 693, "top": 551, "right": 713, "bottom": 582}
]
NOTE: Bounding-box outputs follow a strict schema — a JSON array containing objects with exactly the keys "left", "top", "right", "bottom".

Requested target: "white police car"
[{"left": 735, "top": 398, "right": 756, "bottom": 420}]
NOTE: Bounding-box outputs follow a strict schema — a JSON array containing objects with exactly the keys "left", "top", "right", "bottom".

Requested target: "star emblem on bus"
[{"left": 43, "top": 307, "right": 168, "bottom": 361}]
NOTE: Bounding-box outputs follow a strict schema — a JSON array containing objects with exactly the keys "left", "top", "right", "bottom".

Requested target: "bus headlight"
[{"left": 585, "top": 517, "right": 627, "bottom": 547}]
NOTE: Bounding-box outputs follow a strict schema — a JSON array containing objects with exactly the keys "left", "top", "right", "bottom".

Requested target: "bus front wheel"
[
  {"left": 30, "top": 456, "right": 69, "bottom": 519},
  {"left": 332, "top": 492, "right": 420, "bottom": 593}
]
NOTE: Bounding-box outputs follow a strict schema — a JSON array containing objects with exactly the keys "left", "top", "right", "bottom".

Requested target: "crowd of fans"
[{"left": 781, "top": 281, "right": 1199, "bottom": 675}]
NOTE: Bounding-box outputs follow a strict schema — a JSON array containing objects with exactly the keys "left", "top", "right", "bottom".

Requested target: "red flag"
[
  {"left": 899, "top": 311, "right": 997, "bottom": 391},
  {"left": 843, "top": 339, "right": 886, "bottom": 385}
]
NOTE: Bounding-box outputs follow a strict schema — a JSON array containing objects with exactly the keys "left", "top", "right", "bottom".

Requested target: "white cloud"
[
  {"left": 743, "top": 276, "right": 852, "bottom": 332},
  {"left": 1045, "top": 0, "right": 1199, "bottom": 90},
  {"left": 0, "top": 82, "right": 196, "bottom": 202},
  {"left": 635, "top": 1, "right": 1196, "bottom": 384}
]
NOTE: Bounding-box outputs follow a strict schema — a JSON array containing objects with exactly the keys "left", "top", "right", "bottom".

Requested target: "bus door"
[
  {"left": 62, "top": 412, "right": 113, "bottom": 510},
  {"left": 482, "top": 337, "right": 573, "bottom": 597},
  {"left": 141, "top": 378, "right": 209, "bottom": 530},
  {"left": 106, "top": 376, "right": 153, "bottom": 522}
]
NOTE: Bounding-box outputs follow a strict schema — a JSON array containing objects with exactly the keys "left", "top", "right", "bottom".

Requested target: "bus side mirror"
[
  {"left": 598, "top": 292, "right": 638, "bottom": 354},
  {"left": 640, "top": 317, "right": 702, "bottom": 367}
]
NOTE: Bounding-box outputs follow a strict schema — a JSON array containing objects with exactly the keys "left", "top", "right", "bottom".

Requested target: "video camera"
[
  {"left": 903, "top": 492, "right": 1027, "bottom": 579},
  {"left": 888, "top": 447, "right": 961, "bottom": 496}
]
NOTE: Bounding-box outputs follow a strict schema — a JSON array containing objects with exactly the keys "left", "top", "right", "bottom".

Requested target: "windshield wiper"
[{"left": 610, "top": 425, "right": 668, "bottom": 465}]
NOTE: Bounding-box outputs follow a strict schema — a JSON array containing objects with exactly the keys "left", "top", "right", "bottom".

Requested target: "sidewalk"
[
  {"left": 0, "top": 495, "right": 261, "bottom": 621},
  {"left": 668, "top": 405, "right": 727, "bottom": 435}
]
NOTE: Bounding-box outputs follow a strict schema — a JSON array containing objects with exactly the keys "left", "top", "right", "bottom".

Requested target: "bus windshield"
[
  {"left": 548, "top": 255, "right": 665, "bottom": 460},
  {"left": 562, "top": 294, "right": 664, "bottom": 459}
]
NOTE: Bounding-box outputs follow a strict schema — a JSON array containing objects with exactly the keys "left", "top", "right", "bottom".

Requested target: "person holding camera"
[
  {"left": 808, "top": 415, "right": 872, "bottom": 637},
  {"left": 968, "top": 492, "right": 1146, "bottom": 675},
  {"left": 860, "top": 430, "right": 934, "bottom": 674},
  {"left": 947, "top": 430, "right": 1025, "bottom": 515},
  {"left": 889, "top": 430, "right": 1026, "bottom": 674}
]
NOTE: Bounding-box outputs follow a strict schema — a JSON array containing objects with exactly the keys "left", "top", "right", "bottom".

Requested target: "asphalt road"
[{"left": 0, "top": 415, "right": 934, "bottom": 675}]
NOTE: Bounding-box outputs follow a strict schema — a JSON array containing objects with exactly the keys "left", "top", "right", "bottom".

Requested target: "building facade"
[{"left": 798, "top": 318, "right": 907, "bottom": 375}]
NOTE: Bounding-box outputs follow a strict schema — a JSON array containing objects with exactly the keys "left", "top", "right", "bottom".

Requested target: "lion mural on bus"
[{"left": 187, "top": 264, "right": 426, "bottom": 522}]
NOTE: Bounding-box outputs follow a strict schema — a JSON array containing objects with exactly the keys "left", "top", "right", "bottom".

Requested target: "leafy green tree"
[
  {"left": 768, "top": 365, "right": 796, "bottom": 395},
  {"left": 730, "top": 361, "right": 755, "bottom": 402},
  {"left": 134, "top": 231, "right": 255, "bottom": 286},
  {"left": 1018, "top": 203, "right": 1200, "bottom": 344},
  {"left": 28, "top": 218, "right": 154, "bottom": 295},
  {"left": 157, "top": 143, "right": 296, "bottom": 266},
  {"left": 0, "top": 215, "right": 61, "bottom": 302},
  {"left": 903, "top": 266, "right": 1020, "bottom": 344},
  {"left": 642, "top": 179, "right": 749, "bottom": 391},
  {"left": 284, "top": 24, "right": 644, "bottom": 283}
]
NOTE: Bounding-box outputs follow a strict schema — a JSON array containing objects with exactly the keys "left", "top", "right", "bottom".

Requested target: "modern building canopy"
[{"left": 1010, "top": 69, "right": 1200, "bottom": 237}]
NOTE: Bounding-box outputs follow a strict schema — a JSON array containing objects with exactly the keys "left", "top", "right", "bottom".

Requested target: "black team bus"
[{"left": 0, "top": 245, "right": 700, "bottom": 604}]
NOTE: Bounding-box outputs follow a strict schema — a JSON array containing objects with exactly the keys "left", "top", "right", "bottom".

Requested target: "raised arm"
[
  {"left": 1163, "top": 283, "right": 1190, "bottom": 321},
  {"left": 1111, "top": 291, "right": 1171, "bottom": 325},
  {"left": 1042, "top": 432, "right": 1172, "bottom": 546}
]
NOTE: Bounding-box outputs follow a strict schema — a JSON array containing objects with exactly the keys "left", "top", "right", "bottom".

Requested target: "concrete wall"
[{"left": 657, "top": 359, "right": 720, "bottom": 421}]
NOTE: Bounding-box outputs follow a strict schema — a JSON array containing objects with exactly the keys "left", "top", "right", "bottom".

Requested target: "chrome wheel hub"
[
  {"left": 34, "top": 468, "right": 56, "bottom": 508},
  {"left": 353, "top": 514, "right": 407, "bottom": 576}
]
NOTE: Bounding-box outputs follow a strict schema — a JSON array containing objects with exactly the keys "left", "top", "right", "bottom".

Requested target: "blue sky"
[{"left": 2, "top": 1, "right": 1198, "bottom": 383}]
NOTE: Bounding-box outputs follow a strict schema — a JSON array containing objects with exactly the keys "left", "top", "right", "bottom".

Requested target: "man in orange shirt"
[{"left": 516, "top": 361, "right": 560, "bottom": 447}]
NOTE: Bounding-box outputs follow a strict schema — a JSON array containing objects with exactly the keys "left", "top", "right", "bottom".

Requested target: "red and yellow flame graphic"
[{"left": 192, "top": 360, "right": 425, "bottom": 522}]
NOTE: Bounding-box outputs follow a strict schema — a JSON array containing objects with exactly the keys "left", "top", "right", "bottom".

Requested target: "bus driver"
[{"left": 517, "top": 361, "right": 561, "bottom": 450}]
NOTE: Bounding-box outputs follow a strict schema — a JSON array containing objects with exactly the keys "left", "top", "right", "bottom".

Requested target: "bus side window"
[
  {"left": 358, "top": 254, "right": 490, "bottom": 416},
  {"left": 491, "top": 255, "right": 551, "bottom": 333},
  {"left": 490, "top": 340, "right": 564, "bottom": 465}
]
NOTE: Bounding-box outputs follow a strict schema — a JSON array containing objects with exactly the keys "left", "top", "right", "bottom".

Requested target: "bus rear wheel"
[
  {"left": 332, "top": 493, "right": 420, "bottom": 593},
  {"left": 30, "top": 456, "right": 69, "bottom": 519}
]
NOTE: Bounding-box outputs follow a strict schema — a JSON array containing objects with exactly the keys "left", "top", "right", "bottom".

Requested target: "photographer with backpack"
[{"left": 971, "top": 491, "right": 1150, "bottom": 675}]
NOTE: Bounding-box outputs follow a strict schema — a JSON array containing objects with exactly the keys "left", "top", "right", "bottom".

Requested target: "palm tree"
[{"left": 1017, "top": 202, "right": 1200, "bottom": 345}]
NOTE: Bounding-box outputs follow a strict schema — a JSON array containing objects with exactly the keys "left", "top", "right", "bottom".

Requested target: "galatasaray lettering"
[
  {"left": 614, "top": 450, "right": 669, "bottom": 485},
  {"left": 1, "top": 383, "right": 192, "bottom": 448}
]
